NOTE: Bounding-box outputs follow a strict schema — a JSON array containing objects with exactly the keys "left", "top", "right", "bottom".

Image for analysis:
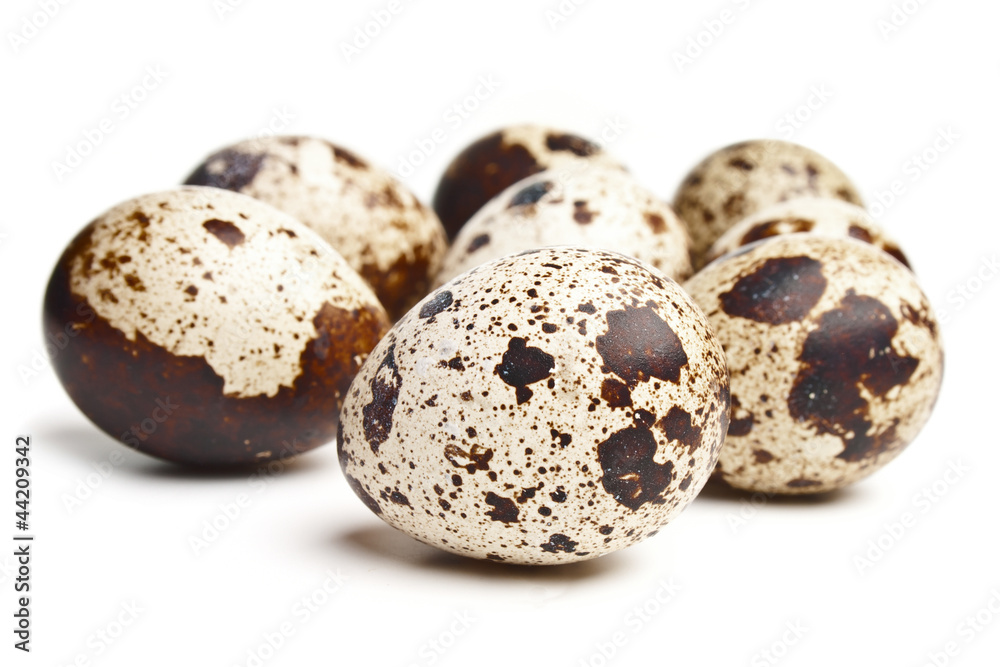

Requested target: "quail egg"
[
  {"left": 43, "top": 187, "right": 390, "bottom": 467},
  {"left": 685, "top": 235, "right": 943, "bottom": 494},
  {"left": 435, "top": 167, "right": 692, "bottom": 286},
  {"left": 673, "top": 139, "right": 863, "bottom": 268},
  {"left": 184, "top": 135, "right": 447, "bottom": 319},
  {"left": 338, "top": 246, "right": 730, "bottom": 564}
]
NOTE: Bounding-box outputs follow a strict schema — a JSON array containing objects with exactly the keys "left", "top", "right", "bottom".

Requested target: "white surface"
[{"left": 2, "top": 0, "right": 998, "bottom": 665}]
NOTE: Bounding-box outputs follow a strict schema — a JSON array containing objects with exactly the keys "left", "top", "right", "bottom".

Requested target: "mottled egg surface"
[
  {"left": 706, "top": 198, "right": 910, "bottom": 268},
  {"left": 435, "top": 168, "right": 692, "bottom": 287},
  {"left": 184, "top": 135, "right": 447, "bottom": 319},
  {"left": 338, "top": 247, "right": 730, "bottom": 565},
  {"left": 44, "top": 187, "right": 390, "bottom": 467},
  {"left": 433, "top": 125, "right": 624, "bottom": 240},
  {"left": 673, "top": 139, "right": 863, "bottom": 268},
  {"left": 685, "top": 236, "right": 943, "bottom": 494}
]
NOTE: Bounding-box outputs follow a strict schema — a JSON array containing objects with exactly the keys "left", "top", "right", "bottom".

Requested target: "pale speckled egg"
[
  {"left": 433, "top": 125, "right": 625, "bottom": 240},
  {"left": 337, "top": 246, "right": 730, "bottom": 565},
  {"left": 673, "top": 139, "right": 863, "bottom": 268},
  {"left": 706, "top": 198, "right": 910, "bottom": 268},
  {"left": 435, "top": 168, "right": 692, "bottom": 287},
  {"left": 184, "top": 135, "right": 447, "bottom": 320},
  {"left": 685, "top": 236, "right": 943, "bottom": 494},
  {"left": 43, "top": 187, "right": 390, "bottom": 467}
]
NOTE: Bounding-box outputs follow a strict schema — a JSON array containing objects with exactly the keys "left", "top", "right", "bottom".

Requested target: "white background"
[{"left": 2, "top": 0, "right": 998, "bottom": 665}]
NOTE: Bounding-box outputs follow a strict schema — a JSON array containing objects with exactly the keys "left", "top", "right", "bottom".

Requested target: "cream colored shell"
[
  {"left": 435, "top": 168, "right": 692, "bottom": 286},
  {"left": 685, "top": 236, "right": 943, "bottom": 494},
  {"left": 673, "top": 139, "right": 863, "bottom": 268},
  {"left": 68, "top": 187, "right": 384, "bottom": 398},
  {"left": 706, "top": 198, "right": 909, "bottom": 267},
  {"left": 339, "top": 247, "right": 730, "bottom": 564},
  {"left": 187, "top": 135, "right": 447, "bottom": 317}
]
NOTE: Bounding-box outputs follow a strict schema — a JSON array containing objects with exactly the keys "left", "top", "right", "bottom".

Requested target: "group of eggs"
[{"left": 44, "top": 126, "right": 944, "bottom": 565}]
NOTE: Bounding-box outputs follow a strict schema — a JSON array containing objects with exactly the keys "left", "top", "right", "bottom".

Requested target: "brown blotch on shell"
[
  {"left": 445, "top": 443, "right": 493, "bottom": 474},
  {"left": 596, "top": 305, "right": 688, "bottom": 388},
  {"left": 184, "top": 149, "right": 265, "bottom": 192},
  {"left": 600, "top": 378, "right": 633, "bottom": 409},
  {"left": 484, "top": 492, "right": 519, "bottom": 523},
  {"left": 656, "top": 406, "right": 704, "bottom": 454},
  {"left": 720, "top": 256, "right": 827, "bottom": 325},
  {"left": 418, "top": 290, "right": 453, "bottom": 320},
  {"left": 539, "top": 533, "right": 578, "bottom": 553},
  {"left": 362, "top": 345, "right": 402, "bottom": 453},
  {"left": 789, "top": 290, "right": 919, "bottom": 463},
  {"left": 573, "top": 200, "right": 595, "bottom": 224},
  {"left": 545, "top": 133, "right": 600, "bottom": 157},
  {"left": 493, "top": 337, "right": 555, "bottom": 405},
  {"left": 202, "top": 218, "right": 245, "bottom": 248},
  {"left": 645, "top": 212, "right": 668, "bottom": 234},
  {"left": 598, "top": 426, "right": 674, "bottom": 511},
  {"left": 740, "top": 218, "right": 814, "bottom": 246}
]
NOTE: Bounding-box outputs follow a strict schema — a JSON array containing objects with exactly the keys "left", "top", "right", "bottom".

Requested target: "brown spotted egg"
[
  {"left": 184, "top": 135, "right": 447, "bottom": 319},
  {"left": 706, "top": 198, "right": 910, "bottom": 268},
  {"left": 43, "top": 187, "right": 390, "bottom": 467},
  {"left": 435, "top": 168, "right": 692, "bottom": 287},
  {"left": 338, "top": 246, "right": 730, "bottom": 565},
  {"left": 685, "top": 236, "right": 943, "bottom": 494},
  {"left": 433, "top": 125, "right": 624, "bottom": 240},
  {"left": 673, "top": 139, "right": 863, "bottom": 268}
]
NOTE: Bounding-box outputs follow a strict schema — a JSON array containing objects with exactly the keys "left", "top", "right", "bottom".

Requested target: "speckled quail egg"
[
  {"left": 685, "top": 236, "right": 943, "bottom": 494},
  {"left": 184, "top": 135, "right": 447, "bottom": 319},
  {"left": 673, "top": 139, "right": 863, "bottom": 268},
  {"left": 433, "top": 125, "right": 624, "bottom": 240},
  {"left": 43, "top": 187, "right": 390, "bottom": 467},
  {"left": 706, "top": 198, "right": 910, "bottom": 268},
  {"left": 435, "top": 168, "right": 692, "bottom": 287},
  {"left": 338, "top": 246, "right": 730, "bottom": 565}
]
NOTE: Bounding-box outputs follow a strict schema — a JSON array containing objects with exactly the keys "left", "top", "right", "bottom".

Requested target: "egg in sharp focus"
[
  {"left": 432, "top": 124, "right": 625, "bottom": 240},
  {"left": 705, "top": 197, "right": 910, "bottom": 268},
  {"left": 184, "top": 135, "right": 447, "bottom": 320},
  {"left": 673, "top": 139, "right": 863, "bottom": 269},
  {"left": 685, "top": 235, "right": 944, "bottom": 494},
  {"left": 337, "top": 246, "right": 730, "bottom": 565},
  {"left": 43, "top": 187, "right": 390, "bottom": 467},
  {"left": 435, "top": 167, "right": 692, "bottom": 287}
]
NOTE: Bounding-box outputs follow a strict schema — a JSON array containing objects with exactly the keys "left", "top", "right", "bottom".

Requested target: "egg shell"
[
  {"left": 338, "top": 246, "right": 730, "bottom": 565},
  {"left": 673, "top": 139, "right": 863, "bottom": 268},
  {"left": 184, "top": 135, "right": 447, "bottom": 319},
  {"left": 432, "top": 125, "right": 624, "bottom": 240},
  {"left": 685, "top": 236, "right": 943, "bottom": 494},
  {"left": 43, "top": 187, "right": 390, "bottom": 467},
  {"left": 435, "top": 167, "right": 692, "bottom": 287},
  {"left": 706, "top": 197, "right": 910, "bottom": 268}
]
